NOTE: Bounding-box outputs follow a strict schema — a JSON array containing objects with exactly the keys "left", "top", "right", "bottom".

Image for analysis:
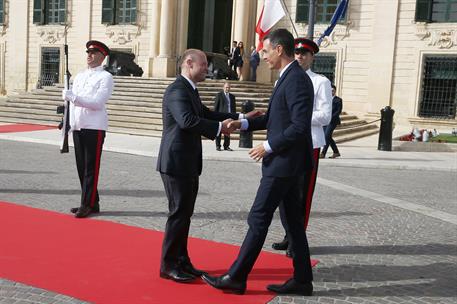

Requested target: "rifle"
[{"left": 57, "top": 44, "right": 71, "bottom": 153}]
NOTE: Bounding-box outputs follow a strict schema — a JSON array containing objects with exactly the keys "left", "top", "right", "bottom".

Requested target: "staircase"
[{"left": 0, "top": 76, "right": 378, "bottom": 142}]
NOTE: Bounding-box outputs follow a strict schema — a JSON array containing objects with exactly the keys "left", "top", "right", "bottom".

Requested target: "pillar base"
[{"left": 151, "top": 57, "right": 177, "bottom": 78}]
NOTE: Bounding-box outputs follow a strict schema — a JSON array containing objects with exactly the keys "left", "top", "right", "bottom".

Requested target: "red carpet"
[
  {"left": 0, "top": 123, "right": 56, "bottom": 133},
  {"left": 0, "top": 201, "right": 318, "bottom": 304}
]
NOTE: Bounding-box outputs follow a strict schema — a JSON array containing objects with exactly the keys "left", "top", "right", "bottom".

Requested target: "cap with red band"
[
  {"left": 86, "top": 40, "right": 110, "bottom": 57},
  {"left": 294, "top": 38, "right": 319, "bottom": 55}
]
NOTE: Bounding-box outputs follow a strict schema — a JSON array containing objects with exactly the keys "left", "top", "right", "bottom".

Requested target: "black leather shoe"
[
  {"left": 71, "top": 204, "right": 100, "bottom": 214},
  {"left": 224, "top": 147, "right": 233, "bottom": 151},
  {"left": 216, "top": 147, "right": 222, "bottom": 151},
  {"left": 202, "top": 273, "right": 246, "bottom": 295},
  {"left": 286, "top": 247, "right": 295, "bottom": 258},
  {"left": 181, "top": 263, "right": 207, "bottom": 276},
  {"left": 272, "top": 236, "right": 289, "bottom": 251},
  {"left": 267, "top": 278, "right": 313, "bottom": 296},
  {"left": 75, "top": 206, "right": 95, "bottom": 218},
  {"left": 160, "top": 269, "right": 196, "bottom": 283}
]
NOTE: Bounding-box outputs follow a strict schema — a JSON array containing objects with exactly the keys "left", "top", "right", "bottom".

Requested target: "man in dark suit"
[
  {"left": 321, "top": 84, "right": 343, "bottom": 158},
  {"left": 202, "top": 29, "right": 315, "bottom": 296},
  {"left": 156, "top": 49, "right": 260, "bottom": 284},
  {"left": 213, "top": 82, "right": 236, "bottom": 151}
]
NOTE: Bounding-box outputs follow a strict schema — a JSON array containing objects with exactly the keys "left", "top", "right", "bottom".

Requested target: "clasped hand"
[{"left": 221, "top": 119, "right": 241, "bottom": 135}]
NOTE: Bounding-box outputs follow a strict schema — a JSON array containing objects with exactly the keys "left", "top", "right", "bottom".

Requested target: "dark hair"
[
  {"left": 263, "top": 29, "right": 294, "bottom": 57},
  {"left": 331, "top": 84, "right": 336, "bottom": 90},
  {"left": 233, "top": 41, "right": 237, "bottom": 44}
]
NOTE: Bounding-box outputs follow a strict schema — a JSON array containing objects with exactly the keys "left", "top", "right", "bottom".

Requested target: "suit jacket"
[
  {"left": 156, "top": 75, "right": 239, "bottom": 177},
  {"left": 247, "top": 60, "right": 314, "bottom": 177},
  {"left": 331, "top": 96, "right": 343, "bottom": 125},
  {"left": 214, "top": 91, "right": 236, "bottom": 114}
]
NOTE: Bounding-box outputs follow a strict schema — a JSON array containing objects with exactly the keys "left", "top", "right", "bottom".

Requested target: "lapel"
[
  {"left": 178, "top": 75, "right": 202, "bottom": 116},
  {"left": 266, "top": 61, "right": 297, "bottom": 118}
]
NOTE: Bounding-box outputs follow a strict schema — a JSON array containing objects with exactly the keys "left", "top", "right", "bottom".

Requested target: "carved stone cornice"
[
  {"left": 105, "top": 25, "right": 141, "bottom": 45},
  {"left": 415, "top": 22, "right": 457, "bottom": 49},
  {"left": 314, "top": 21, "right": 353, "bottom": 48},
  {"left": 37, "top": 25, "right": 68, "bottom": 44}
]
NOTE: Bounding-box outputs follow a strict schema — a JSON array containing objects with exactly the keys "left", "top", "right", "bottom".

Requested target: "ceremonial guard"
[
  {"left": 272, "top": 38, "right": 332, "bottom": 256},
  {"left": 62, "top": 40, "right": 114, "bottom": 218}
]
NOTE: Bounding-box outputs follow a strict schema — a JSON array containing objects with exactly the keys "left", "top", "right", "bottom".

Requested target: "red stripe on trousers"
[
  {"left": 304, "top": 148, "right": 320, "bottom": 230},
  {"left": 90, "top": 131, "right": 103, "bottom": 207}
]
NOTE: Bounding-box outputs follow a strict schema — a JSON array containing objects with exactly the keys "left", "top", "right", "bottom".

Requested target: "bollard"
[
  {"left": 239, "top": 100, "right": 255, "bottom": 148},
  {"left": 378, "top": 106, "right": 395, "bottom": 151}
]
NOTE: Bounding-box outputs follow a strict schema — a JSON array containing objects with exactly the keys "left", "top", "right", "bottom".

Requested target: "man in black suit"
[
  {"left": 156, "top": 49, "right": 260, "bottom": 284},
  {"left": 321, "top": 84, "right": 343, "bottom": 158},
  {"left": 213, "top": 82, "right": 236, "bottom": 151},
  {"left": 202, "top": 29, "right": 315, "bottom": 296}
]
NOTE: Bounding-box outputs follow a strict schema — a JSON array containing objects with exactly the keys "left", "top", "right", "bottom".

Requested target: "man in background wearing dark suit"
[
  {"left": 156, "top": 49, "right": 261, "bottom": 284},
  {"left": 321, "top": 84, "right": 343, "bottom": 158},
  {"left": 202, "top": 29, "right": 315, "bottom": 296},
  {"left": 213, "top": 82, "right": 236, "bottom": 151}
]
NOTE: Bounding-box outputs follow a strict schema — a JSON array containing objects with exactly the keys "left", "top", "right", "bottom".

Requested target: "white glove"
[{"left": 62, "top": 89, "right": 76, "bottom": 103}]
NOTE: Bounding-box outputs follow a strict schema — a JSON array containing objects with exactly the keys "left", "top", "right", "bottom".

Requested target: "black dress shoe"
[
  {"left": 160, "top": 269, "right": 196, "bottom": 283},
  {"left": 286, "top": 247, "right": 295, "bottom": 258},
  {"left": 71, "top": 204, "right": 100, "bottom": 214},
  {"left": 267, "top": 278, "right": 313, "bottom": 296},
  {"left": 216, "top": 147, "right": 222, "bottom": 151},
  {"left": 202, "top": 273, "right": 246, "bottom": 295},
  {"left": 181, "top": 263, "right": 207, "bottom": 276},
  {"left": 224, "top": 147, "right": 233, "bottom": 151},
  {"left": 272, "top": 236, "right": 289, "bottom": 251},
  {"left": 75, "top": 206, "right": 95, "bottom": 218}
]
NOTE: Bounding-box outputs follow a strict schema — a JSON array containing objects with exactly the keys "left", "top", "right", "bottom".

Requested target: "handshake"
[{"left": 221, "top": 110, "right": 264, "bottom": 135}]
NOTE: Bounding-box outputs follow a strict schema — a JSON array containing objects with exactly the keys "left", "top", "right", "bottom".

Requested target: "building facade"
[{"left": 0, "top": 0, "right": 456, "bottom": 128}]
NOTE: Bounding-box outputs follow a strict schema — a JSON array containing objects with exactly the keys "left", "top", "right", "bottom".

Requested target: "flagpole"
[
  {"left": 307, "top": 0, "right": 317, "bottom": 39},
  {"left": 279, "top": 0, "right": 299, "bottom": 37}
]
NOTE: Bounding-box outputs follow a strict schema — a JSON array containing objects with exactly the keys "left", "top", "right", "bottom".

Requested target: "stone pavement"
[{"left": 0, "top": 125, "right": 456, "bottom": 304}]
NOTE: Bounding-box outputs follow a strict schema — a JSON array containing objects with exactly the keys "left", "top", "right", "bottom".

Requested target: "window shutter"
[
  {"left": 296, "top": 0, "right": 309, "bottom": 23},
  {"left": 415, "top": 0, "right": 432, "bottom": 22},
  {"left": 33, "top": 0, "right": 45, "bottom": 24},
  {"left": 102, "top": 0, "right": 116, "bottom": 24},
  {"left": 131, "top": 0, "right": 137, "bottom": 24},
  {"left": 0, "top": 0, "right": 4, "bottom": 24},
  {"left": 59, "top": 0, "right": 67, "bottom": 24}
]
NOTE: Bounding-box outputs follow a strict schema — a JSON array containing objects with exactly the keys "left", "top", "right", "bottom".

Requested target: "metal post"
[{"left": 307, "top": 0, "right": 317, "bottom": 39}]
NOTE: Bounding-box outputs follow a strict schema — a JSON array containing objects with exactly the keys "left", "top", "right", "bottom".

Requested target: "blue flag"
[{"left": 317, "top": 0, "right": 349, "bottom": 46}]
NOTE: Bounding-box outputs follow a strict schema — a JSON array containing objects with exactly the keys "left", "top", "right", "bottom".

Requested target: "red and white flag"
[{"left": 255, "top": 0, "right": 286, "bottom": 51}]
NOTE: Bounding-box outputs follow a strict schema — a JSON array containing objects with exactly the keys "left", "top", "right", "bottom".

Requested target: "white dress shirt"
[
  {"left": 306, "top": 69, "right": 332, "bottom": 148},
  {"left": 69, "top": 65, "right": 114, "bottom": 131}
]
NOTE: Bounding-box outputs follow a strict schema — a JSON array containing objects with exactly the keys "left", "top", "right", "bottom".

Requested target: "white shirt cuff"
[
  {"left": 216, "top": 122, "right": 222, "bottom": 136},
  {"left": 238, "top": 113, "right": 245, "bottom": 119},
  {"left": 240, "top": 119, "right": 249, "bottom": 130},
  {"left": 263, "top": 141, "right": 273, "bottom": 153}
]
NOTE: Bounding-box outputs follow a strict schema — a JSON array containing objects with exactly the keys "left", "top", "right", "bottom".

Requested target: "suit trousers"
[
  {"left": 215, "top": 134, "right": 230, "bottom": 149},
  {"left": 279, "top": 148, "right": 320, "bottom": 232},
  {"left": 322, "top": 123, "right": 340, "bottom": 156},
  {"left": 72, "top": 129, "right": 105, "bottom": 208},
  {"left": 228, "top": 176, "right": 313, "bottom": 283},
  {"left": 160, "top": 173, "right": 199, "bottom": 271}
]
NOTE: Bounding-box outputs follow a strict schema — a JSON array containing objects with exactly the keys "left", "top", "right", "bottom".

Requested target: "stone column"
[
  {"left": 176, "top": 0, "right": 189, "bottom": 57},
  {"left": 232, "top": 0, "right": 257, "bottom": 81},
  {"left": 367, "top": 0, "right": 400, "bottom": 114},
  {"left": 147, "top": 0, "right": 161, "bottom": 76},
  {"left": 153, "top": 0, "right": 177, "bottom": 77},
  {"left": 6, "top": 0, "right": 29, "bottom": 92}
]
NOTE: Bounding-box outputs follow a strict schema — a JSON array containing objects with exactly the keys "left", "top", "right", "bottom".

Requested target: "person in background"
[
  {"left": 233, "top": 41, "right": 244, "bottom": 80},
  {"left": 213, "top": 82, "right": 236, "bottom": 151},
  {"left": 321, "top": 84, "right": 342, "bottom": 158},
  {"left": 249, "top": 46, "right": 260, "bottom": 82}
]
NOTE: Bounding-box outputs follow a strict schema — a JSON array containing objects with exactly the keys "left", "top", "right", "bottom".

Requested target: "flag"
[
  {"left": 256, "top": 0, "right": 286, "bottom": 51},
  {"left": 317, "top": 0, "right": 349, "bottom": 46}
]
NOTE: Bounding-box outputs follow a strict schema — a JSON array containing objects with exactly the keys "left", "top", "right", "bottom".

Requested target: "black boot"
[{"left": 272, "top": 236, "right": 289, "bottom": 251}]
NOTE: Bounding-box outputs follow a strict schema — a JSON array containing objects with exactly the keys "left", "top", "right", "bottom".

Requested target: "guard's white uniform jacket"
[
  {"left": 306, "top": 69, "right": 332, "bottom": 148},
  {"left": 69, "top": 65, "right": 114, "bottom": 131}
]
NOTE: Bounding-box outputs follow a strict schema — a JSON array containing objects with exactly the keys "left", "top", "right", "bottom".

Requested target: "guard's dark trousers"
[{"left": 73, "top": 129, "right": 105, "bottom": 209}]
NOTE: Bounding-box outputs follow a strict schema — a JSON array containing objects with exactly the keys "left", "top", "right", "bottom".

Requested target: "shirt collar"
[
  {"left": 181, "top": 74, "right": 197, "bottom": 90},
  {"left": 279, "top": 60, "right": 295, "bottom": 78},
  {"left": 88, "top": 65, "right": 104, "bottom": 72}
]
